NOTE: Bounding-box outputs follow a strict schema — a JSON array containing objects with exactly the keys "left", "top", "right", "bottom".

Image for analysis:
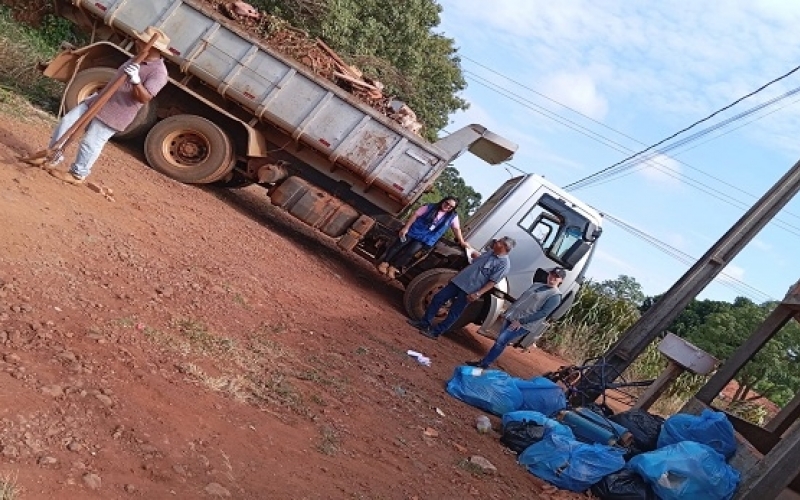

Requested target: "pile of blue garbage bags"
[{"left": 446, "top": 365, "right": 741, "bottom": 499}]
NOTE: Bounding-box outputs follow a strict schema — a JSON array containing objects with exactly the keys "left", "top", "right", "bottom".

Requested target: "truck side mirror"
[{"left": 584, "top": 222, "right": 601, "bottom": 242}]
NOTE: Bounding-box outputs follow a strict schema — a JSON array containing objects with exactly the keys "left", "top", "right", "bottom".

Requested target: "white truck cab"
[{"left": 389, "top": 174, "right": 602, "bottom": 347}]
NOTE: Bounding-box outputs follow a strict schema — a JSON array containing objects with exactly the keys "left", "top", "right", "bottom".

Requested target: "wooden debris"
[
  {"left": 205, "top": 0, "right": 423, "bottom": 134},
  {"left": 423, "top": 427, "right": 439, "bottom": 438},
  {"left": 333, "top": 71, "right": 380, "bottom": 91},
  {"left": 232, "top": 1, "right": 260, "bottom": 19},
  {"left": 86, "top": 181, "right": 115, "bottom": 202}
]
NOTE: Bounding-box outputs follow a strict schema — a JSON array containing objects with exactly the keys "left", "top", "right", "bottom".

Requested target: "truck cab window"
[
  {"left": 519, "top": 205, "right": 561, "bottom": 249},
  {"left": 549, "top": 225, "right": 583, "bottom": 260},
  {"left": 518, "top": 194, "right": 596, "bottom": 268}
]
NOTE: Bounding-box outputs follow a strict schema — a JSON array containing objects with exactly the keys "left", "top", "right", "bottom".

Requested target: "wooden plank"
[
  {"left": 316, "top": 39, "right": 357, "bottom": 77},
  {"left": 333, "top": 71, "right": 380, "bottom": 91},
  {"left": 735, "top": 422, "right": 800, "bottom": 499},
  {"left": 766, "top": 389, "right": 800, "bottom": 435}
]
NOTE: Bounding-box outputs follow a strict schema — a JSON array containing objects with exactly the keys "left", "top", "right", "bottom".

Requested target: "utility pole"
[{"left": 578, "top": 157, "right": 800, "bottom": 401}]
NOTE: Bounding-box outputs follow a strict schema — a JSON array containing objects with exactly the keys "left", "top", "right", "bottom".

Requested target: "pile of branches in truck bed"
[{"left": 205, "top": 1, "right": 423, "bottom": 135}]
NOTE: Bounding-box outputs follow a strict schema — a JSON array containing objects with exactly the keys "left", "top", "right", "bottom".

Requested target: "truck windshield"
[{"left": 518, "top": 195, "right": 594, "bottom": 266}]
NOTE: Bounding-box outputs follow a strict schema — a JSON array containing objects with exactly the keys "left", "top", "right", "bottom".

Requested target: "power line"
[
  {"left": 454, "top": 57, "right": 798, "bottom": 302},
  {"left": 463, "top": 70, "right": 635, "bottom": 155},
  {"left": 602, "top": 213, "right": 776, "bottom": 303},
  {"left": 460, "top": 64, "right": 800, "bottom": 235},
  {"left": 463, "top": 53, "right": 799, "bottom": 207},
  {"left": 561, "top": 63, "right": 800, "bottom": 190},
  {"left": 461, "top": 55, "right": 640, "bottom": 145},
  {"left": 565, "top": 84, "right": 800, "bottom": 190}
]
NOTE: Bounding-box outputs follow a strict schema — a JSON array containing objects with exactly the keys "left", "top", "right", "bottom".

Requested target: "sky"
[{"left": 434, "top": 0, "right": 800, "bottom": 304}]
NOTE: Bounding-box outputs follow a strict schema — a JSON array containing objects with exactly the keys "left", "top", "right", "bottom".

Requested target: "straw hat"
[{"left": 132, "top": 26, "right": 170, "bottom": 53}]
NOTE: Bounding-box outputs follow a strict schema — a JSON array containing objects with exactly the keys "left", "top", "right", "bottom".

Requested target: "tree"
[
  {"left": 684, "top": 298, "right": 798, "bottom": 405},
  {"left": 251, "top": 0, "right": 468, "bottom": 139},
  {"left": 595, "top": 275, "right": 645, "bottom": 306},
  {"left": 640, "top": 295, "right": 731, "bottom": 337},
  {"left": 431, "top": 166, "right": 482, "bottom": 216}
]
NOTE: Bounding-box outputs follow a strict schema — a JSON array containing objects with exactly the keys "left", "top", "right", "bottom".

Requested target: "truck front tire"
[
  {"left": 403, "top": 268, "right": 485, "bottom": 332},
  {"left": 64, "top": 67, "right": 156, "bottom": 140},
  {"left": 144, "top": 115, "right": 235, "bottom": 184}
]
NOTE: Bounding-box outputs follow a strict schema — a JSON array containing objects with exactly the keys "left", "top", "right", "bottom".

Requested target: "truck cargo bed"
[{"left": 78, "top": 0, "right": 448, "bottom": 204}]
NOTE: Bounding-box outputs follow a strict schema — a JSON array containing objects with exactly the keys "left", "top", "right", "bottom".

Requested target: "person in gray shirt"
[
  {"left": 45, "top": 27, "right": 170, "bottom": 185},
  {"left": 467, "top": 267, "right": 565, "bottom": 368},
  {"left": 407, "top": 236, "right": 515, "bottom": 339}
]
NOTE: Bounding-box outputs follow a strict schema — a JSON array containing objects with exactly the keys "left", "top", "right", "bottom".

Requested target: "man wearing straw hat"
[{"left": 47, "top": 26, "right": 170, "bottom": 185}]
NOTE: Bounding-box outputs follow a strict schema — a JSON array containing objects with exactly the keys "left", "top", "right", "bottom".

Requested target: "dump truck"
[{"left": 42, "top": 0, "right": 603, "bottom": 344}]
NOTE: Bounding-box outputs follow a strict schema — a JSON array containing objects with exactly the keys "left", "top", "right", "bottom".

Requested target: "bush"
[
  {"left": 0, "top": 6, "right": 69, "bottom": 111},
  {"left": 540, "top": 281, "right": 706, "bottom": 413},
  {"left": 542, "top": 283, "right": 640, "bottom": 360}
]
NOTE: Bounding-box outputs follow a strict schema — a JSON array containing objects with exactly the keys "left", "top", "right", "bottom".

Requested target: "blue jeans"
[
  {"left": 479, "top": 320, "right": 529, "bottom": 367},
  {"left": 423, "top": 282, "right": 469, "bottom": 336},
  {"left": 49, "top": 102, "right": 118, "bottom": 178}
]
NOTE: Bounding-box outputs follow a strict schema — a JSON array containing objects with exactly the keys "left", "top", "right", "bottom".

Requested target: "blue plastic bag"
[
  {"left": 501, "top": 411, "right": 574, "bottom": 438},
  {"left": 513, "top": 376, "right": 567, "bottom": 416},
  {"left": 657, "top": 409, "right": 737, "bottom": 459},
  {"left": 629, "top": 441, "right": 740, "bottom": 500},
  {"left": 445, "top": 366, "right": 523, "bottom": 415},
  {"left": 518, "top": 433, "right": 626, "bottom": 492}
]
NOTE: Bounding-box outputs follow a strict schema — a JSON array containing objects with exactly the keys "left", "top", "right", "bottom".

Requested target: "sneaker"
[
  {"left": 49, "top": 169, "right": 85, "bottom": 185},
  {"left": 376, "top": 262, "right": 389, "bottom": 274},
  {"left": 419, "top": 328, "right": 439, "bottom": 340},
  {"left": 465, "top": 360, "right": 487, "bottom": 368},
  {"left": 406, "top": 318, "right": 429, "bottom": 329}
]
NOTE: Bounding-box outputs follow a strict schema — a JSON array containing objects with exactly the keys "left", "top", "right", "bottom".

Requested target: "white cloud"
[
  {"left": 436, "top": 0, "right": 800, "bottom": 302},
  {"left": 443, "top": 0, "right": 800, "bottom": 138},
  {"left": 722, "top": 264, "right": 746, "bottom": 282},
  {"left": 636, "top": 154, "right": 683, "bottom": 188},
  {"left": 539, "top": 72, "right": 608, "bottom": 120}
]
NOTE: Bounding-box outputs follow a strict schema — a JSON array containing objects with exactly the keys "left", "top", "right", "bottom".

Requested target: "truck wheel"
[
  {"left": 403, "top": 268, "right": 485, "bottom": 331},
  {"left": 64, "top": 67, "right": 156, "bottom": 140},
  {"left": 144, "top": 115, "right": 235, "bottom": 184},
  {"left": 404, "top": 268, "right": 457, "bottom": 320}
]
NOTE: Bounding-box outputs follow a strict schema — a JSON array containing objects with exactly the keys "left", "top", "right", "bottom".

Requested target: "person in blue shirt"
[
  {"left": 407, "top": 237, "right": 515, "bottom": 339},
  {"left": 466, "top": 267, "right": 565, "bottom": 368},
  {"left": 376, "top": 197, "right": 467, "bottom": 279}
]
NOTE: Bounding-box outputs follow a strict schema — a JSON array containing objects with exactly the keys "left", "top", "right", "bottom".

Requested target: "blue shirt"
[{"left": 451, "top": 251, "right": 510, "bottom": 294}]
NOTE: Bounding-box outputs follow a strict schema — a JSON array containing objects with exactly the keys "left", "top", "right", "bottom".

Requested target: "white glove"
[{"left": 123, "top": 63, "right": 141, "bottom": 85}]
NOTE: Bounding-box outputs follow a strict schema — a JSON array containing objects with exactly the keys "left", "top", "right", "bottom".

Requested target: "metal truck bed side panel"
[{"left": 79, "top": 0, "right": 445, "bottom": 205}]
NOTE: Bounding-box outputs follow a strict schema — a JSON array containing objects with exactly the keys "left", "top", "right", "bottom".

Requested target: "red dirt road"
[{"left": 0, "top": 106, "right": 586, "bottom": 499}]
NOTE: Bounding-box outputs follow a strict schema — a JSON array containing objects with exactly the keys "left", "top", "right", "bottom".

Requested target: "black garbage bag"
[
  {"left": 609, "top": 409, "right": 664, "bottom": 453},
  {"left": 590, "top": 469, "right": 657, "bottom": 500},
  {"left": 500, "top": 420, "right": 546, "bottom": 454}
]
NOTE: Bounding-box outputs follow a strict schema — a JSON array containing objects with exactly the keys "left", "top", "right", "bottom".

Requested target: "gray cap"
[
  {"left": 498, "top": 236, "right": 516, "bottom": 251},
  {"left": 549, "top": 267, "right": 567, "bottom": 279}
]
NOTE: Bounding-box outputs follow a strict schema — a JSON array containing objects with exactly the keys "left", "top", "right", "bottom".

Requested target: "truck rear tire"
[
  {"left": 404, "top": 268, "right": 485, "bottom": 331},
  {"left": 144, "top": 115, "right": 235, "bottom": 184},
  {"left": 64, "top": 67, "right": 156, "bottom": 140}
]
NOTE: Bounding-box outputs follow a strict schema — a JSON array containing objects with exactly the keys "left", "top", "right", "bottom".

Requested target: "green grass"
[{"left": 0, "top": 6, "right": 74, "bottom": 111}]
